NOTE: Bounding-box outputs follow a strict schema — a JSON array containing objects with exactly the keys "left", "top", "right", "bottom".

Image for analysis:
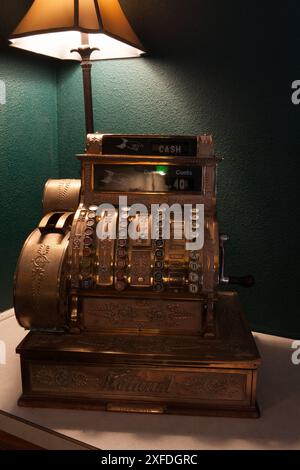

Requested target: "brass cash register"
[{"left": 14, "top": 134, "right": 260, "bottom": 417}]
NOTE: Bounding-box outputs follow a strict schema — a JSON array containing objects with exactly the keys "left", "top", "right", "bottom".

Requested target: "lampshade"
[{"left": 10, "top": 0, "right": 145, "bottom": 60}]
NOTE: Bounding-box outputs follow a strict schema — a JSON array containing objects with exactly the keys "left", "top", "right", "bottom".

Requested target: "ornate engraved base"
[{"left": 16, "top": 292, "right": 260, "bottom": 418}]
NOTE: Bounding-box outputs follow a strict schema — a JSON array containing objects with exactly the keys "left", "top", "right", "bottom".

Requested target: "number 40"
[{"left": 173, "top": 178, "right": 186, "bottom": 190}]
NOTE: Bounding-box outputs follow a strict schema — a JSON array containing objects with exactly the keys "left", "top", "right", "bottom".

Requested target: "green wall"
[{"left": 0, "top": 50, "right": 59, "bottom": 311}]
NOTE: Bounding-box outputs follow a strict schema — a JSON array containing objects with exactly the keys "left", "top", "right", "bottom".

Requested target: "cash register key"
[
  {"left": 84, "top": 228, "right": 94, "bottom": 236},
  {"left": 189, "top": 272, "right": 199, "bottom": 283},
  {"left": 117, "top": 259, "right": 126, "bottom": 269},
  {"left": 88, "top": 212, "right": 96, "bottom": 219},
  {"left": 189, "top": 261, "right": 199, "bottom": 271},
  {"left": 117, "top": 248, "right": 126, "bottom": 258},
  {"left": 154, "top": 272, "right": 163, "bottom": 282},
  {"left": 118, "top": 239, "right": 127, "bottom": 247},
  {"left": 83, "top": 236, "right": 93, "bottom": 246},
  {"left": 155, "top": 261, "right": 163, "bottom": 269},
  {"left": 189, "top": 284, "right": 199, "bottom": 294},
  {"left": 155, "top": 249, "right": 164, "bottom": 259},
  {"left": 154, "top": 283, "right": 164, "bottom": 292},
  {"left": 116, "top": 271, "right": 125, "bottom": 281},
  {"left": 86, "top": 220, "right": 95, "bottom": 227},
  {"left": 89, "top": 205, "right": 99, "bottom": 211},
  {"left": 155, "top": 240, "right": 164, "bottom": 248},
  {"left": 189, "top": 251, "right": 199, "bottom": 260},
  {"left": 115, "top": 281, "right": 126, "bottom": 291}
]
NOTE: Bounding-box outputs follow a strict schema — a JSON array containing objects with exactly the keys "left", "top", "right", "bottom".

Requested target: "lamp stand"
[{"left": 71, "top": 44, "right": 99, "bottom": 135}]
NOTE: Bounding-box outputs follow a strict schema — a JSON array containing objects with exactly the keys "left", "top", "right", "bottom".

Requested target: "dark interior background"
[{"left": 0, "top": 1, "right": 299, "bottom": 337}]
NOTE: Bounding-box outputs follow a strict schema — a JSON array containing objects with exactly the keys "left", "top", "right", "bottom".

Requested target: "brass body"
[
  {"left": 42, "top": 179, "right": 81, "bottom": 214},
  {"left": 14, "top": 134, "right": 260, "bottom": 417}
]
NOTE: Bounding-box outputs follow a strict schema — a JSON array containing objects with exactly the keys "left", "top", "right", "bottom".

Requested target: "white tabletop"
[{"left": 0, "top": 309, "right": 299, "bottom": 450}]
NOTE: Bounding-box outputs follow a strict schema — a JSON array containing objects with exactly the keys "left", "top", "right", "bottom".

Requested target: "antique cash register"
[{"left": 14, "top": 134, "right": 260, "bottom": 417}]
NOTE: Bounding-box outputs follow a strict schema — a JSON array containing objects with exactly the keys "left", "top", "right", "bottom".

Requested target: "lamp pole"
[{"left": 71, "top": 34, "right": 99, "bottom": 135}]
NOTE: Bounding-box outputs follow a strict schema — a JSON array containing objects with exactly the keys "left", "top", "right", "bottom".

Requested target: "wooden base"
[
  {"left": 17, "top": 396, "right": 260, "bottom": 419},
  {"left": 16, "top": 292, "right": 261, "bottom": 418}
]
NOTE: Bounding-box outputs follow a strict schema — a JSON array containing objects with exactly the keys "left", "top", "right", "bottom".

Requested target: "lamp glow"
[{"left": 9, "top": 0, "right": 145, "bottom": 61}]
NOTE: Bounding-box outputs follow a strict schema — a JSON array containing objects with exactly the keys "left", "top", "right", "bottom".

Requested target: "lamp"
[{"left": 10, "top": 0, "right": 145, "bottom": 133}]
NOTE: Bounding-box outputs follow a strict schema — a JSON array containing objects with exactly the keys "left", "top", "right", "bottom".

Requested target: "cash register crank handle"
[{"left": 219, "top": 234, "right": 255, "bottom": 288}]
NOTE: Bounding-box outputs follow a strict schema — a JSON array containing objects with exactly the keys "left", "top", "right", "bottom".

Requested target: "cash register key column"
[
  {"left": 128, "top": 213, "right": 152, "bottom": 288},
  {"left": 80, "top": 208, "right": 97, "bottom": 289},
  {"left": 187, "top": 207, "right": 201, "bottom": 294},
  {"left": 153, "top": 208, "right": 165, "bottom": 292},
  {"left": 71, "top": 208, "right": 96, "bottom": 290},
  {"left": 115, "top": 207, "right": 130, "bottom": 291},
  {"left": 94, "top": 209, "right": 117, "bottom": 287}
]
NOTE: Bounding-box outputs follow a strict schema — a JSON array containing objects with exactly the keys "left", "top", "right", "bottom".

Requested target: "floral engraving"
[
  {"left": 32, "top": 366, "right": 88, "bottom": 389},
  {"left": 31, "top": 245, "right": 50, "bottom": 313}
]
